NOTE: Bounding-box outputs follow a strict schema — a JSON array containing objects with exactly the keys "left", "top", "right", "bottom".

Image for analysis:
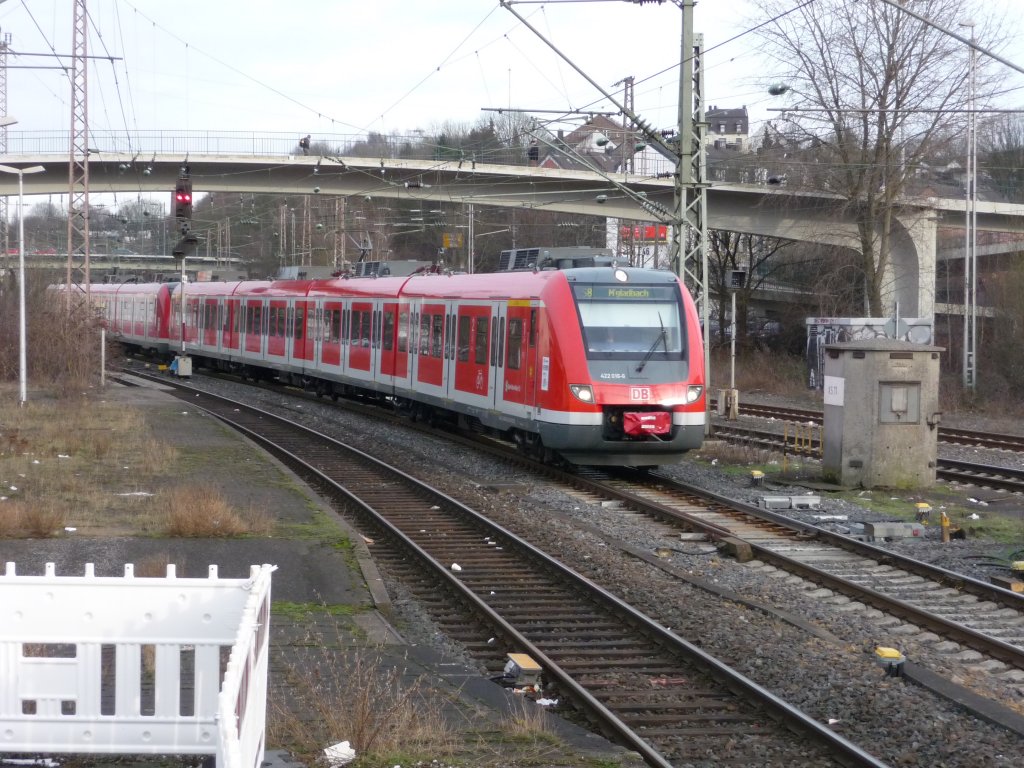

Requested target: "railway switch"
[{"left": 874, "top": 646, "right": 905, "bottom": 677}]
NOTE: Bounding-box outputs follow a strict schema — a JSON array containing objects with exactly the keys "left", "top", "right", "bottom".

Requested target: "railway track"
[
  {"left": 118, "top": 371, "right": 884, "bottom": 768},
  {"left": 729, "top": 401, "right": 1024, "bottom": 452},
  {"left": 124, "top": 365, "right": 1024, "bottom": 679},
  {"left": 711, "top": 421, "right": 1024, "bottom": 493},
  {"left": 567, "top": 467, "right": 1024, "bottom": 676}
]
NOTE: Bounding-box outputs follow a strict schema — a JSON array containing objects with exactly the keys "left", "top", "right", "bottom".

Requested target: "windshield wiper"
[{"left": 635, "top": 313, "right": 668, "bottom": 373}]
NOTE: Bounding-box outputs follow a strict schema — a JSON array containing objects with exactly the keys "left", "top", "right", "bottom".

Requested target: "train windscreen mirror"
[{"left": 728, "top": 270, "right": 747, "bottom": 290}]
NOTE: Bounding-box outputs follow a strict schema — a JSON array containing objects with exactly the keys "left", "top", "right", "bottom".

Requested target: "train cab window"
[
  {"left": 474, "top": 317, "right": 489, "bottom": 365},
  {"left": 431, "top": 315, "right": 443, "bottom": 358},
  {"left": 294, "top": 308, "right": 305, "bottom": 340},
  {"left": 457, "top": 316, "right": 471, "bottom": 362},
  {"left": 398, "top": 309, "right": 409, "bottom": 352},
  {"left": 507, "top": 317, "right": 523, "bottom": 370},
  {"left": 573, "top": 283, "right": 684, "bottom": 361},
  {"left": 382, "top": 312, "right": 395, "bottom": 351}
]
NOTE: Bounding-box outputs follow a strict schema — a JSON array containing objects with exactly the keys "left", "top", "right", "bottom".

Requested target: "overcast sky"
[
  {"left": 1, "top": 1, "right": 1023, "bottom": 147},
  {"left": 2, "top": 0, "right": 1017, "bottom": 147}
]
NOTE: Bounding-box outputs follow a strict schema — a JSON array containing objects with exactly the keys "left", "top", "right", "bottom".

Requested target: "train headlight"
[
  {"left": 686, "top": 385, "right": 703, "bottom": 404},
  {"left": 614, "top": 268, "right": 629, "bottom": 282},
  {"left": 569, "top": 384, "right": 595, "bottom": 403}
]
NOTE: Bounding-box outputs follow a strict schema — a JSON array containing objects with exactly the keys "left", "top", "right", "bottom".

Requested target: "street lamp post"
[
  {"left": 960, "top": 20, "right": 978, "bottom": 391},
  {"left": 0, "top": 162, "right": 46, "bottom": 405}
]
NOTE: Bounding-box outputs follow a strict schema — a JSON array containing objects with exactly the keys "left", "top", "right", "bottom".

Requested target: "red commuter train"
[{"left": 89, "top": 263, "right": 706, "bottom": 466}]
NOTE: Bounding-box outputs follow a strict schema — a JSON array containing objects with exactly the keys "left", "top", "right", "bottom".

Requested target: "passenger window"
[
  {"left": 360, "top": 311, "right": 371, "bottom": 347},
  {"left": 498, "top": 318, "right": 505, "bottom": 367},
  {"left": 349, "top": 311, "right": 360, "bottom": 345},
  {"left": 419, "top": 314, "right": 431, "bottom": 355},
  {"left": 398, "top": 310, "right": 409, "bottom": 352},
  {"left": 294, "top": 308, "right": 305, "bottom": 340},
  {"left": 431, "top": 315, "right": 443, "bottom": 358},
  {"left": 529, "top": 308, "right": 537, "bottom": 347},
  {"left": 382, "top": 312, "right": 394, "bottom": 351},
  {"left": 474, "top": 317, "right": 488, "bottom": 365},
  {"left": 458, "top": 316, "right": 471, "bottom": 362},
  {"left": 507, "top": 318, "right": 523, "bottom": 371}
]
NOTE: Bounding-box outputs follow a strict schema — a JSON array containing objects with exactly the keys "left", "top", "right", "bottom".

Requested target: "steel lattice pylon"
[{"left": 66, "top": 0, "right": 90, "bottom": 303}]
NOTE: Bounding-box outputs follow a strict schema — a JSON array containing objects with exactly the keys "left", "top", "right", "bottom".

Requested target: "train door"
[
  {"left": 184, "top": 295, "right": 199, "bottom": 348},
  {"left": 348, "top": 301, "right": 373, "bottom": 383},
  {"left": 452, "top": 303, "right": 491, "bottom": 404},
  {"left": 378, "top": 301, "right": 409, "bottom": 385},
  {"left": 145, "top": 297, "right": 156, "bottom": 341},
  {"left": 490, "top": 303, "right": 506, "bottom": 411},
  {"left": 243, "top": 299, "right": 265, "bottom": 360},
  {"left": 319, "top": 301, "right": 343, "bottom": 369},
  {"left": 202, "top": 299, "right": 218, "bottom": 348},
  {"left": 267, "top": 300, "right": 287, "bottom": 360},
  {"left": 499, "top": 301, "right": 538, "bottom": 413},
  {"left": 413, "top": 302, "right": 446, "bottom": 399},
  {"left": 291, "top": 300, "right": 314, "bottom": 366},
  {"left": 224, "top": 299, "right": 240, "bottom": 352}
]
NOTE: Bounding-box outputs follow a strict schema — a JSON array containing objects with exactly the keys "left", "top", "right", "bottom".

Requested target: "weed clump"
[
  {"left": 269, "top": 638, "right": 454, "bottom": 767},
  {"left": 161, "top": 485, "right": 273, "bottom": 537}
]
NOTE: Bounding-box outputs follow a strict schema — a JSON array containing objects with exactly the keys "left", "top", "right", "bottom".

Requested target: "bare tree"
[
  {"left": 980, "top": 113, "right": 1024, "bottom": 203},
  {"left": 753, "top": 0, "right": 1005, "bottom": 315},
  {"left": 707, "top": 230, "right": 792, "bottom": 346}
]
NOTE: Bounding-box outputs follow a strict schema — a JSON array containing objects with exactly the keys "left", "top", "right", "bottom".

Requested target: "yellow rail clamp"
[{"left": 1011, "top": 561, "right": 1024, "bottom": 575}]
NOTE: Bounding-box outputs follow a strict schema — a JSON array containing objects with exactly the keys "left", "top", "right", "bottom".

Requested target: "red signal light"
[{"left": 174, "top": 182, "right": 193, "bottom": 221}]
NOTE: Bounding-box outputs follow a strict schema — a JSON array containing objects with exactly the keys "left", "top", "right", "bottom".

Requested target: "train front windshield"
[{"left": 572, "top": 283, "right": 685, "bottom": 361}]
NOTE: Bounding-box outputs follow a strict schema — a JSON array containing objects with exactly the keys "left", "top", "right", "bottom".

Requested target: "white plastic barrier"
[{"left": 0, "top": 562, "right": 275, "bottom": 768}]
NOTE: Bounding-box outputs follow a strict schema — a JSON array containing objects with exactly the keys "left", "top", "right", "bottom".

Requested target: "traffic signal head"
[{"left": 174, "top": 182, "right": 193, "bottom": 220}]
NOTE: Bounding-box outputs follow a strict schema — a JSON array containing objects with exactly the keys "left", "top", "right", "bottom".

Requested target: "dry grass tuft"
[
  {"left": 0, "top": 500, "right": 68, "bottom": 538},
  {"left": 269, "top": 643, "right": 454, "bottom": 766},
  {"left": 502, "top": 697, "right": 556, "bottom": 739},
  {"left": 162, "top": 485, "right": 273, "bottom": 537}
]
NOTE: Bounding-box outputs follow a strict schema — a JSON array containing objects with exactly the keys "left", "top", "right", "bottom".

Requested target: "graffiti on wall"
[{"left": 805, "top": 317, "right": 933, "bottom": 389}]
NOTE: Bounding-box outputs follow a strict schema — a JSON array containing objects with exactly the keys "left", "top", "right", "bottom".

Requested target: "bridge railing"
[{"left": 4, "top": 130, "right": 429, "bottom": 159}]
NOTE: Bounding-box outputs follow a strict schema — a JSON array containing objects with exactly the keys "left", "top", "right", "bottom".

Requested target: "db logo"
[{"left": 630, "top": 386, "right": 651, "bottom": 401}]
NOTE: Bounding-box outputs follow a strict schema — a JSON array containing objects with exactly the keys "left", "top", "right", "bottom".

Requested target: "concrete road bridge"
[{"left": 3, "top": 130, "right": 1024, "bottom": 320}]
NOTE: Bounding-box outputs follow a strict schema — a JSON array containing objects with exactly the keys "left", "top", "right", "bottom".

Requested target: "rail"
[{"left": 0, "top": 561, "right": 275, "bottom": 768}]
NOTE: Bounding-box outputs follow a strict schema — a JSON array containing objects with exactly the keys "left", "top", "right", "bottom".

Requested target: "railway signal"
[{"left": 174, "top": 178, "right": 193, "bottom": 225}]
